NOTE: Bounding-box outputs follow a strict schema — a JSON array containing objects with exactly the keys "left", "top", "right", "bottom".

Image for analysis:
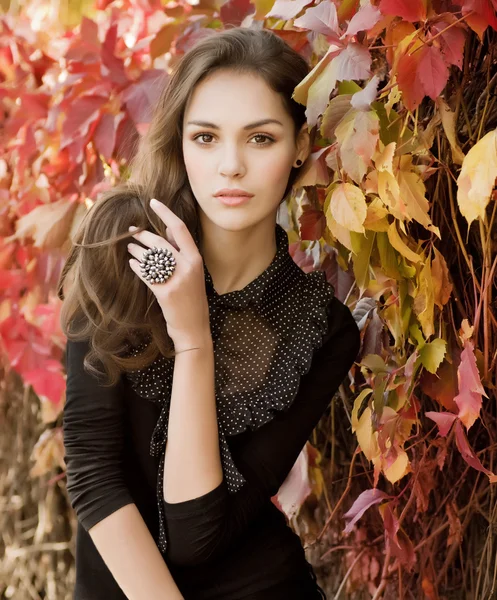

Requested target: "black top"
[{"left": 63, "top": 223, "right": 361, "bottom": 599}]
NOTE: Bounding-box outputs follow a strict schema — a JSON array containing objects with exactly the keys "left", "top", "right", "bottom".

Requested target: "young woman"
[{"left": 59, "top": 27, "right": 361, "bottom": 599}]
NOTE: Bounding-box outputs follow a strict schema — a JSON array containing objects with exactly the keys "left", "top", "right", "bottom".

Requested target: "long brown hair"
[{"left": 57, "top": 26, "right": 312, "bottom": 386}]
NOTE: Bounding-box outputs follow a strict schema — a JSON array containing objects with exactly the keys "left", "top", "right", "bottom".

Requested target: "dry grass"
[{"left": 0, "top": 369, "right": 75, "bottom": 600}]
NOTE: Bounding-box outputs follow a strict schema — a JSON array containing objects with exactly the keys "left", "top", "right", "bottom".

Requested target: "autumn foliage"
[{"left": 1, "top": 0, "right": 497, "bottom": 597}]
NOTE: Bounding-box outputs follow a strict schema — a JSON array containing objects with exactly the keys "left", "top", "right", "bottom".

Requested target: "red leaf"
[
  {"left": 417, "top": 44, "right": 449, "bottom": 100},
  {"left": 80, "top": 17, "right": 100, "bottom": 48},
  {"left": 122, "top": 70, "right": 165, "bottom": 133},
  {"left": 271, "top": 30, "right": 311, "bottom": 54},
  {"left": 220, "top": 0, "right": 254, "bottom": 26},
  {"left": 430, "top": 17, "right": 466, "bottom": 68},
  {"left": 420, "top": 355, "right": 459, "bottom": 412},
  {"left": 299, "top": 208, "right": 326, "bottom": 240},
  {"left": 425, "top": 411, "right": 457, "bottom": 437},
  {"left": 380, "top": 501, "right": 401, "bottom": 548},
  {"left": 93, "top": 112, "right": 125, "bottom": 162},
  {"left": 380, "top": 503, "right": 416, "bottom": 568},
  {"left": 96, "top": 0, "right": 115, "bottom": 8},
  {"left": 453, "top": 338, "right": 488, "bottom": 430},
  {"left": 18, "top": 93, "right": 51, "bottom": 121},
  {"left": 101, "top": 24, "right": 129, "bottom": 86},
  {"left": 456, "top": 0, "right": 497, "bottom": 32},
  {"left": 24, "top": 362, "right": 66, "bottom": 407},
  {"left": 379, "top": 0, "right": 427, "bottom": 22},
  {"left": 61, "top": 96, "right": 107, "bottom": 150},
  {"left": 390, "top": 528, "right": 417, "bottom": 570},
  {"left": 454, "top": 420, "right": 497, "bottom": 481},
  {"left": 343, "top": 488, "right": 391, "bottom": 534},
  {"left": 397, "top": 50, "right": 424, "bottom": 111}
]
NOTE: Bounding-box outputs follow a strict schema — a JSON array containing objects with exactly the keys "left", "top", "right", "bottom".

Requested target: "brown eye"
[
  {"left": 251, "top": 134, "right": 275, "bottom": 145},
  {"left": 193, "top": 133, "right": 214, "bottom": 144}
]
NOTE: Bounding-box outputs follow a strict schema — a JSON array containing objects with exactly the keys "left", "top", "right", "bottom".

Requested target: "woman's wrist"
[{"left": 170, "top": 329, "right": 213, "bottom": 354}]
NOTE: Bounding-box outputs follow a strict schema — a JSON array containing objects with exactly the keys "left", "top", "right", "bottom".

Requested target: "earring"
[{"left": 295, "top": 159, "right": 302, "bottom": 167}]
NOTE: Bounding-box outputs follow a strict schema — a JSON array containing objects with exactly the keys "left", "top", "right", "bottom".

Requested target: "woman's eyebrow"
[{"left": 186, "top": 118, "right": 284, "bottom": 130}]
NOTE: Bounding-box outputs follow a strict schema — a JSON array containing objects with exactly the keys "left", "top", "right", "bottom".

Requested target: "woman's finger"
[
  {"left": 149, "top": 199, "right": 198, "bottom": 259},
  {"left": 127, "top": 241, "right": 177, "bottom": 289},
  {"left": 129, "top": 227, "right": 179, "bottom": 255}
]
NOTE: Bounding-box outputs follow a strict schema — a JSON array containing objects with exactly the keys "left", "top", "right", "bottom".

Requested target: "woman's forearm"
[
  {"left": 89, "top": 503, "right": 184, "bottom": 599},
  {"left": 163, "top": 330, "right": 223, "bottom": 503}
]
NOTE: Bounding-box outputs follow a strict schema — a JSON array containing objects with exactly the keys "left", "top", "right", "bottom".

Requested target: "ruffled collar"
[{"left": 202, "top": 223, "right": 294, "bottom": 310}]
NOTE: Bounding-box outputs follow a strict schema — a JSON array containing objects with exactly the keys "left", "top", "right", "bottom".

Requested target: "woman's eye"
[
  {"left": 194, "top": 133, "right": 214, "bottom": 144},
  {"left": 192, "top": 133, "right": 275, "bottom": 146},
  {"left": 251, "top": 134, "right": 274, "bottom": 145}
]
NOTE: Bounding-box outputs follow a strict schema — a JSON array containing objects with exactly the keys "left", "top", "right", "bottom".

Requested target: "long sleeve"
[
  {"left": 163, "top": 296, "right": 360, "bottom": 566},
  {"left": 63, "top": 337, "right": 135, "bottom": 531}
]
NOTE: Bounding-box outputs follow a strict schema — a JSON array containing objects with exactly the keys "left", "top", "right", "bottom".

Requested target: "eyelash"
[{"left": 192, "top": 133, "right": 276, "bottom": 146}]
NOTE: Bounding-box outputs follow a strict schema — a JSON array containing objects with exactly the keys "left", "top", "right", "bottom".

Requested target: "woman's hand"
[{"left": 127, "top": 199, "right": 211, "bottom": 351}]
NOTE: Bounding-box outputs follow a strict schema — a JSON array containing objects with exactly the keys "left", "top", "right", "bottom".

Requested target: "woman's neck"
[{"left": 199, "top": 217, "right": 277, "bottom": 295}]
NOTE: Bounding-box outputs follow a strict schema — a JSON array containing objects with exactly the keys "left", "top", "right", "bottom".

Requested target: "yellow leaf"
[
  {"left": 326, "top": 213, "right": 354, "bottom": 252},
  {"left": 374, "top": 141, "right": 396, "bottom": 172},
  {"left": 378, "top": 170, "right": 408, "bottom": 221},
  {"left": 413, "top": 258, "right": 435, "bottom": 339},
  {"left": 305, "top": 57, "right": 340, "bottom": 126},
  {"left": 384, "top": 80, "right": 402, "bottom": 117},
  {"left": 435, "top": 98, "right": 465, "bottom": 165},
  {"left": 432, "top": 247, "right": 453, "bottom": 308},
  {"left": 383, "top": 298, "right": 405, "bottom": 348},
  {"left": 250, "top": 0, "right": 276, "bottom": 19},
  {"left": 337, "top": 0, "right": 360, "bottom": 20},
  {"left": 9, "top": 198, "right": 78, "bottom": 250},
  {"left": 293, "top": 49, "right": 336, "bottom": 107},
  {"left": 387, "top": 222, "right": 421, "bottom": 263},
  {"left": 456, "top": 128, "right": 497, "bottom": 226},
  {"left": 320, "top": 94, "right": 353, "bottom": 140},
  {"left": 364, "top": 198, "right": 390, "bottom": 232},
  {"left": 397, "top": 170, "right": 441, "bottom": 238},
  {"left": 352, "top": 388, "right": 373, "bottom": 432},
  {"left": 383, "top": 450, "right": 410, "bottom": 484},
  {"left": 335, "top": 109, "right": 380, "bottom": 183},
  {"left": 328, "top": 182, "right": 367, "bottom": 233},
  {"left": 356, "top": 407, "right": 380, "bottom": 461}
]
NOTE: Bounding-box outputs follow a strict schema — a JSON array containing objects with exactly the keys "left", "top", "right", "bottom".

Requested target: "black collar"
[{"left": 202, "top": 223, "right": 296, "bottom": 310}]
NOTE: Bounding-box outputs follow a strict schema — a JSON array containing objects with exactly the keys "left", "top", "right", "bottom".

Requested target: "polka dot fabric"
[{"left": 123, "top": 222, "right": 335, "bottom": 554}]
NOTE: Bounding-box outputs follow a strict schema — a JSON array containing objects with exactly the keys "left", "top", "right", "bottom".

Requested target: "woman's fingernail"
[
  {"left": 129, "top": 226, "right": 137, "bottom": 232},
  {"left": 150, "top": 198, "right": 159, "bottom": 207}
]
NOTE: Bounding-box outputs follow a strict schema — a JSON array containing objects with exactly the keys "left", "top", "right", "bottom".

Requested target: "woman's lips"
[{"left": 216, "top": 195, "right": 252, "bottom": 206}]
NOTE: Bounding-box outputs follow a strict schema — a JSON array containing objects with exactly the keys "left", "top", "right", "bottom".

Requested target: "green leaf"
[
  {"left": 420, "top": 338, "right": 447, "bottom": 374},
  {"left": 409, "top": 323, "right": 425, "bottom": 348},
  {"left": 376, "top": 232, "right": 401, "bottom": 280},
  {"left": 352, "top": 231, "right": 376, "bottom": 294},
  {"left": 338, "top": 80, "right": 362, "bottom": 95},
  {"left": 361, "top": 354, "right": 388, "bottom": 374}
]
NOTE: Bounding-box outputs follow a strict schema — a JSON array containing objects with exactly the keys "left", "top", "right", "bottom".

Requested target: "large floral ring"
[{"left": 139, "top": 246, "right": 176, "bottom": 284}]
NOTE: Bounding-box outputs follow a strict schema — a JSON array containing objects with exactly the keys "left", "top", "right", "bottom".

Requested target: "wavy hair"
[{"left": 57, "top": 26, "right": 312, "bottom": 386}]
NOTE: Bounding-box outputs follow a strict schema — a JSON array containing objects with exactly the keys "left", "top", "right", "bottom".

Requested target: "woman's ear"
[{"left": 294, "top": 123, "right": 311, "bottom": 166}]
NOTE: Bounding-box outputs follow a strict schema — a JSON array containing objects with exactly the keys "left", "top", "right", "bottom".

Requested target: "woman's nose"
[{"left": 218, "top": 144, "right": 246, "bottom": 177}]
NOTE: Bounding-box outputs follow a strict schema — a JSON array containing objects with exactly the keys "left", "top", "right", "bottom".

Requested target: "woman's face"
[{"left": 182, "top": 69, "right": 309, "bottom": 233}]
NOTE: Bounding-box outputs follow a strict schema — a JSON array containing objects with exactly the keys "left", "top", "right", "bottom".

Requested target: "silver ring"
[{"left": 139, "top": 246, "right": 176, "bottom": 284}]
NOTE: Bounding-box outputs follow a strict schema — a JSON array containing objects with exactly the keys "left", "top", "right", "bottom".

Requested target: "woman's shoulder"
[{"left": 322, "top": 295, "right": 361, "bottom": 355}]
